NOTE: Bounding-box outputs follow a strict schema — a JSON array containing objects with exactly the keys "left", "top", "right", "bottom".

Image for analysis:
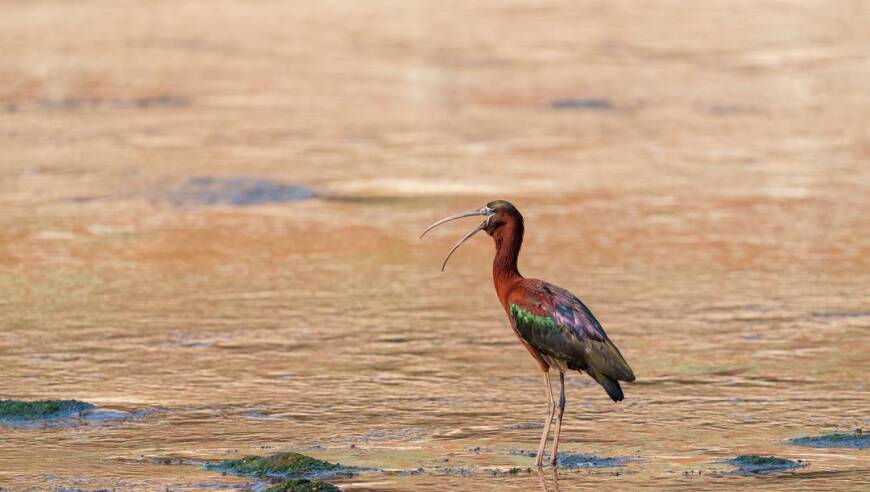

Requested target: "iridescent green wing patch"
[
  {"left": 510, "top": 303, "right": 586, "bottom": 364},
  {"left": 510, "top": 304, "right": 561, "bottom": 338}
]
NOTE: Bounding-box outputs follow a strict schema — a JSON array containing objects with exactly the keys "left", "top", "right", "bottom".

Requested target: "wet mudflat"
[{"left": 1, "top": 1, "right": 869, "bottom": 490}]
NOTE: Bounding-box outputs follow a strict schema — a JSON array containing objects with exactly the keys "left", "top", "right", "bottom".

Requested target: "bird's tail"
[{"left": 586, "top": 369, "right": 624, "bottom": 402}]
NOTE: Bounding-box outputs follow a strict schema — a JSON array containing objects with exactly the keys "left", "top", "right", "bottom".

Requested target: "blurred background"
[{"left": 1, "top": 1, "right": 868, "bottom": 490}]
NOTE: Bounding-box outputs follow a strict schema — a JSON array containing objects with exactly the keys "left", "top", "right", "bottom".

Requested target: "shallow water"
[{"left": 1, "top": 1, "right": 869, "bottom": 490}]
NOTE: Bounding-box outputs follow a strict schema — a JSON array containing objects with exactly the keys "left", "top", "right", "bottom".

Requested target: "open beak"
[{"left": 420, "top": 206, "right": 493, "bottom": 271}]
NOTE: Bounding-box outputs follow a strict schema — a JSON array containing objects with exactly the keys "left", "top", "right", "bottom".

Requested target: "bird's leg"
[
  {"left": 535, "top": 466, "right": 549, "bottom": 492},
  {"left": 534, "top": 371, "right": 556, "bottom": 467},
  {"left": 550, "top": 372, "right": 566, "bottom": 466}
]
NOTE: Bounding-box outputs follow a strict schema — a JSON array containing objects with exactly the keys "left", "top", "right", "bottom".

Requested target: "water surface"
[{"left": 1, "top": 1, "right": 868, "bottom": 490}]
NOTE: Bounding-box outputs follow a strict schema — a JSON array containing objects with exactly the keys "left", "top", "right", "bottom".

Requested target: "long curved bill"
[{"left": 420, "top": 207, "right": 493, "bottom": 271}]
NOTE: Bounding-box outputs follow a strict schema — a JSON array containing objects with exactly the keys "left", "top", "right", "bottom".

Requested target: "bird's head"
[{"left": 420, "top": 199, "right": 523, "bottom": 271}]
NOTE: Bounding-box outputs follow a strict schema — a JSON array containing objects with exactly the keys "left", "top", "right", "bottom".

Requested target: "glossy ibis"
[{"left": 421, "top": 200, "right": 635, "bottom": 467}]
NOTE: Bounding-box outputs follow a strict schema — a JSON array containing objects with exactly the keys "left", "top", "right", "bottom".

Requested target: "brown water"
[{"left": 1, "top": 1, "right": 869, "bottom": 490}]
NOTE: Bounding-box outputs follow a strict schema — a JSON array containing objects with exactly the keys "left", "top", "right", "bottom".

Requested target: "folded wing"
[{"left": 509, "top": 281, "right": 635, "bottom": 383}]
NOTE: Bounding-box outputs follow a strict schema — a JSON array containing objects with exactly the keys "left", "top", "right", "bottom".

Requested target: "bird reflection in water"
[{"left": 536, "top": 466, "right": 561, "bottom": 492}]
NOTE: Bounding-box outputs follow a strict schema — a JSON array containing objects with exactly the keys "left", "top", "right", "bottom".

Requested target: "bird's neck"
[{"left": 492, "top": 216, "right": 524, "bottom": 301}]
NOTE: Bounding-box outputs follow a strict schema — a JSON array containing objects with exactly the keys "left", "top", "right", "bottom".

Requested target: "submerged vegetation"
[
  {"left": 206, "top": 452, "right": 344, "bottom": 491},
  {"left": 167, "top": 177, "right": 316, "bottom": 207},
  {"left": 264, "top": 479, "right": 341, "bottom": 492},
  {"left": 723, "top": 455, "right": 803, "bottom": 474},
  {"left": 789, "top": 432, "right": 868, "bottom": 449},
  {"left": 558, "top": 454, "right": 632, "bottom": 469},
  {"left": 0, "top": 400, "right": 94, "bottom": 421},
  {"left": 206, "top": 452, "right": 341, "bottom": 478}
]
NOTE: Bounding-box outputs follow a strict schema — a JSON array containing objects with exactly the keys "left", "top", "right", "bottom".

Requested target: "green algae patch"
[
  {"left": 0, "top": 399, "right": 94, "bottom": 421},
  {"left": 723, "top": 455, "right": 803, "bottom": 475},
  {"left": 789, "top": 432, "right": 869, "bottom": 449},
  {"left": 206, "top": 452, "right": 340, "bottom": 478},
  {"left": 264, "top": 479, "right": 341, "bottom": 492}
]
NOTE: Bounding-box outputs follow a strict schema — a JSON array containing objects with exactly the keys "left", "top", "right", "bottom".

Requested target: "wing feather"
[{"left": 509, "top": 280, "right": 635, "bottom": 382}]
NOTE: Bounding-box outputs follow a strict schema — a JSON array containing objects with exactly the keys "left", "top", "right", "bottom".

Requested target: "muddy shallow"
[{"left": 1, "top": 1, "right": 869, "bottom": 490}]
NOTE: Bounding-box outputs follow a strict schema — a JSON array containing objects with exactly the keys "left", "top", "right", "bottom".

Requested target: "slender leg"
[
  {"left": 534, "top": 371, "right": 556, "bottom": 467},
  {"left": 535, "top": 466, "right": 549, "bottom": 492},
  {"left": 535, "top": 464, "right": 560, "bottom": 492},
  {"left": 550, "top": 372, "right": 566, "bottom": 466}
]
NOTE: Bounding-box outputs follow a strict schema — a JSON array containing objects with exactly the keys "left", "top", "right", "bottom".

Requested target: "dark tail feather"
[{"left": 587, "top": 370, "right": 624, "bottom": 402}]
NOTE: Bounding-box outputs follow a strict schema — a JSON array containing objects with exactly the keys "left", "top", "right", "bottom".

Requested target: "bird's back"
[{"left": 506, "top": 279, "right": 635, "bottom": 401}]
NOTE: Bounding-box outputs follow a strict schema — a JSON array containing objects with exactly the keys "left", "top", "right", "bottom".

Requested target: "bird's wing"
[{"left": 509, "top": 281, "right": 635, "bottom": 382}]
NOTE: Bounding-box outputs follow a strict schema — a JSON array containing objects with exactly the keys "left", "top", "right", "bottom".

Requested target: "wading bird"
[{"left": 421, "top": 200, "right": 635, "bottom": 467}]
